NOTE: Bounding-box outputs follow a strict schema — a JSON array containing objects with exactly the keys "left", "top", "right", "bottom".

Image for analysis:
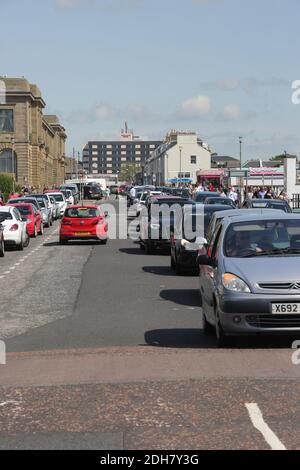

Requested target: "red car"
[
  {"left": 59, "top": 205, "right": 108, "bottom": 244},
  {"left": 8, "top": 202, "right": 43, "bottom": 237}
]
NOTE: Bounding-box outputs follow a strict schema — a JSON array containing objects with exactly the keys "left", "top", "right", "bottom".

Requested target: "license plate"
[
  {"left": 272, "top": 303, "right": 300, "bottom": 314},
  {"left": 75, "top": 231, "right": 91, "bottom": 236}
]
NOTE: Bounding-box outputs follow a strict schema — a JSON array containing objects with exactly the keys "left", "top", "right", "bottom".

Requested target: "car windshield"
[
  {"left": 15, "top": 206, "right": 32, "bottom": 215},
  {"left": 53, "top": 194, "right": 64, "bottom": 202},
  {"left": 0, "top": 212, "right": 12, "bottom": 220},
  {"left": 65, "top": 207, "right": 99, "bottom": 218},
  {"left": 225, "top": 219, "right": 300, "bottom": 258},
  {"left": 36, "top": 199, "right": 46, "bottom": 208},
  {"left": 207, "top": 198, "right": 233, "bottom": 206},
  {"left": 251, "top": 201, "right": 288, "bottom": 211}
]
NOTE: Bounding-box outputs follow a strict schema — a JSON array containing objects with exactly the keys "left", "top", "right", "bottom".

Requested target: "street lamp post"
[
  {"left": 179, "top": 146, "right": 183, "bottom": 187},
  {"left": 239, "top": 137, "right": 243, "bottom": 204},
  {"left": 11, "top": 137, "right": 15, "bottom": 193}
]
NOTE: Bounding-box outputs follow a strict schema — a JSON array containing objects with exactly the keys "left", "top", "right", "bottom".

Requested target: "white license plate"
[{"left": 272, "top": 303, "right": 300, "bottom": 314}]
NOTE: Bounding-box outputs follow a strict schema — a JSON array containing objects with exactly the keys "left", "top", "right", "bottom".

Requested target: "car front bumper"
[{"left": 218, "top": 292, "right": 300, "bottom": 334}]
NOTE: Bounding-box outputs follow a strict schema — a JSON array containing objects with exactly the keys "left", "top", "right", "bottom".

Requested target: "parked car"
[
  {"left": 170, "top": 204, "right": 233, "bottom": 274},
  {"left": 166, "top": 188, "right": 191, "bottom": 199},
  {"left": 8, "top": 203, "right": 43, "bottom": 237},
  {"left": 206, "top": 208, "right": 280, "bottom": 243},
  {"left": 45, "top": 192, "right": 67, "bottom": 217},
  {"left": 243, "top": 199, "right": 292, "bottom": 213},
  {"left": 61, "top": 189, "right": 74, "bottom": 206},
  {"left": 0, "top": 206, "right": 29, "bottom": 251},
  {"left": 60, "top": 184, "right": 79, "bottom": 204},
  {"left": 192, "top": 191, "right": 220, "bottom": 203},
  {"left": 33, "top": 197, "right": 52, "bottom": 227},
  {"left": 204, "top": 197, "right": 236, "bottom": 208},
  {"left": 0, "top": 217, "right": 5, "bottom": 257},
  {"left": 59, "top": 205, "right": 108, "bottom": 244},
  {"left": 48, "top": 195, "right": 60, "bottom": 220},
  {"left": 198, "top": 212, "right": 300, "bottom": 346},
  {"left": 8, "top": 196, "right": 42, "bottom": 213},
  {"left": 83, "top": 184, "right": 102, "bottom": 200},
  {"left": 28, "top": 194, "right": 56, "bottom": 222},
  {"left": 139, "top": 196, "right": 194, "bottom": 254}
]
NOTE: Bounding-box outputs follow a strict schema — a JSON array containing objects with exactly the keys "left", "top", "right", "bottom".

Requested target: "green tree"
[
  {"left": 0, "top": 174, "right": 21, "bottom": 202},
  {"left": 118, "top": 163, "right": 141, "bottom": 183}
]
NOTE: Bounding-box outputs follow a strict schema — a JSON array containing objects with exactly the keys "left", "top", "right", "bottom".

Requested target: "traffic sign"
[{"left": 229, "top": 169, "right": 249, "bottom": 178}]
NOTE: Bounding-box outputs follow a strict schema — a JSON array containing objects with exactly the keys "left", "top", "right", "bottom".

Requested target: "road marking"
[
  {"left": 4, "top": 271, "right": 10, "bottom": 275},
  {"left": 245, "top": 403, "right": 286, "bottom": 450},
  {"left": 0, "top": 401, "right": 21, "bottom": 407}
]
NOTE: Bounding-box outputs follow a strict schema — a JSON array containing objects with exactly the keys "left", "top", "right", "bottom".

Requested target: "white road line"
[
  {"left": 0, "top": 401, "right": 20, "bottom": 407},
  {"left": 4, "top": 271, "right": 10, "bottom": 275},
  {"left": 245, "top": 403, "right": 286, "bottom": 450}
]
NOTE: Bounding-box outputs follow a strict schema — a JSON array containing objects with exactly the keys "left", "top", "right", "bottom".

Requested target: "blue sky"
[{"left": 1, "top": 0, "right": 300, "bottom": 161}]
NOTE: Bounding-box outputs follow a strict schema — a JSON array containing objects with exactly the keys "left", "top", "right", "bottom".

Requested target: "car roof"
[
  {"left": 223, "top": 212, "right": 300, "bottom": 225},
  {"left": 8, "top": 202, "right": 33, "bottom": 207},
  {"left": 213, "top": 208, "right": 280, "bottom": 219},
  {"left": 65, "top": 205, "right": 99, "bottom": 210}
]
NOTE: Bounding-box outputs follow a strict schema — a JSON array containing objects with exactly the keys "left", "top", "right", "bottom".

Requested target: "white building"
[{"left": 145, "top": 130, "right": 211, "bottom": 185}]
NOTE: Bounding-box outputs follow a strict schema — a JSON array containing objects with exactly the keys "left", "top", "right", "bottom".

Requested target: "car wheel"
[
  {"left": 0, "top": 239, "right": 5, "bottom": 257},
  {"left": 17, "top": 239, "right": 24, "bottom": 251},
  {"left": 60, "top": 238, "right": 67, "bottom": 245},
  {"left": 100, "top": 238, "right": 108, "bottom": 245},
  {"left": 215, "top": 307, "right": 235, "bottom": 348},
  {"left": 202, "top": 313, "right": 215, "bottom": 336},
  {"left": 145, "top": 241, "right": 155, "bottom": 254},
  {"left": 175, "top": 261, "right": 183, "bottom": 275},
  {"left": 24, "top": 234, "right": 30, "bottom": 248},
  {"left": 50, "top": 218, "right": 53, "bottom": 227},
  {"left": 170, "top": 254, "right": 176, "bottom": 270}
]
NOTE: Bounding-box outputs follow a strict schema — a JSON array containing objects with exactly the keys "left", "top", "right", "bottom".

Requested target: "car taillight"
[
  {"left": 62, "top": 219, "right": 72, "bottom": 225},
  {"left": 10, "top": 224, "right": 19, "bottom": 231}
]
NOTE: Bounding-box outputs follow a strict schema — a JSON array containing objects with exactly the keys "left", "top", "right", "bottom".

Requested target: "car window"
[
  {"left": 65, "top": 207, "right": 99, "bottom": 218},
  {"left": 0, "top": 211, "right": 12, "bottom": 220}
]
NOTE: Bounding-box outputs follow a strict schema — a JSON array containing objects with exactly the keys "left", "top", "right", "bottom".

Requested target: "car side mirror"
[
  {"left": 136, "top": 224, "right": 140, "bottom": 232},
  {"left": 104, "top": 211, "right": 109, "bottom": 218},
  {"left": 21, "top": 216, "right": 27, "bottom": 222}
]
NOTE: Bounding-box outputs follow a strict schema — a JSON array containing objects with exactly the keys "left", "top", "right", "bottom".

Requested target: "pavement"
[{"left": 0, "top": 197, "right": 300, "bottom": 450}]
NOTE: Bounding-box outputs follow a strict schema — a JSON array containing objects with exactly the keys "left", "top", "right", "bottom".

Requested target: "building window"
[
  {"left": 0, "top": 149, "right": 16, "bottom": 174},
  {"left": 0, "top": 109, "right": 14, "bottom": 132},
  {"left": 191, "top": 155, "right": 197, "bottom": 164}
]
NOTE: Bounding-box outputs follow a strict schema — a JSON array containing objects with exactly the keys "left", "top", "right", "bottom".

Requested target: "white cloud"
[
  {"left": 177, "top": 95, "right": 211, "bottom": 119},
  {"left": 222, "top": 104, "right": 241, "bottom": 119}
]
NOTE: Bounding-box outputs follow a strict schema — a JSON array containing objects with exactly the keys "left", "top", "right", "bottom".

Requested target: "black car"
[
  {"left": 7, "top": 197, "right": 42, "bottom": 212},
  {"left": 204, "top": 197, "right": 236, "bottom": 208},
  {"left": 166, "top": 188, "right": 191, "bottom": 199},
  {"left": 83, "top": 184, "right": 102, "bottom": 200},
  {"left": 139, "top": 196, "right": 194, "bottom": 254},
  {"left": 243, "top": 199, "right": 292, "bottom": 213},
  {"left": 170, "top": 204, "right": 234, "bottom": 274},
  {"left": 192, "top": 191, "right": 220, "bottom": 203}
]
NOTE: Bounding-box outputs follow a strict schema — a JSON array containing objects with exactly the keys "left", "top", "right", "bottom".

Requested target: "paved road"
[{"left": 0, "top": 198, "right": 300, "bottom": 449}]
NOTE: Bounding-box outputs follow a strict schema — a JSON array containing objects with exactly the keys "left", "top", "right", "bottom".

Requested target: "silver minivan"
[{"left": 198, "top": 213, "right": 300, "bottom": 346}]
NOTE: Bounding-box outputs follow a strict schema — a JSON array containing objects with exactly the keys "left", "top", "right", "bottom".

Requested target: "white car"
[
  {"left": 135, "top": 191, "right": 163, "bottom": 216},
  {"left": 0, "top": 206, "right": 29, "bottom": 250},
  {"left": 45, "top": 192, "right": 67, "bottom": 217}
]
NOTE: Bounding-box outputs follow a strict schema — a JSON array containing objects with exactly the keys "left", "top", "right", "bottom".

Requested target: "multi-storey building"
[
  {"left": 82, "top": 126, "right": 162, "bottom": 176},
  {"left": 0, "top": 77, "right": 67, "bottom": 189},
  {"left": 145, "top": 130, "right": 211, "bottom": 185}
]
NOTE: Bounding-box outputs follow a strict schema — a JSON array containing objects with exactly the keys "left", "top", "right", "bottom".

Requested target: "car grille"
[
  {"left": 258, "top": 282, "right": 300, "bottom": 292},
  {"left": 246, "top": 315, "right": 300, "bottom": 328}
]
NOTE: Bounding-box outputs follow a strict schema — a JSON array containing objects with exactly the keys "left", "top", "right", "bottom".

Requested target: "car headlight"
[{"left": 222, "top": 273, "right": 251, "bottom": 293}]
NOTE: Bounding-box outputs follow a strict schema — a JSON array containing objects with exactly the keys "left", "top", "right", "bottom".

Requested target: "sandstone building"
[{"left": 0, "top": 77, "right": 67, "bottom": 189}]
